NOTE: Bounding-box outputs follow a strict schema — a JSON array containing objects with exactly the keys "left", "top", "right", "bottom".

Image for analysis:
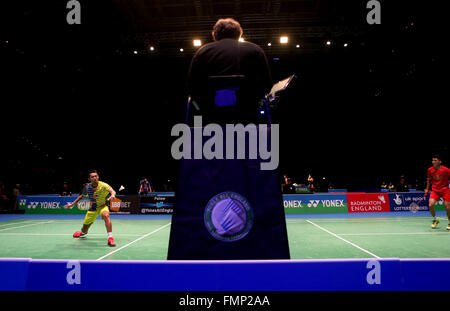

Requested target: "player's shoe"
[
  {"left": 73, "top": 231, "right": 87, "bottom": 238},
  {"left": 447, "top": 224, "right": 450, "bottom": 231},
  {"left": 108, "top": 237, "right": 116, "bottom": 247},
  {"left": 431, "top": 219, "right": 440, "bottom": 229}
]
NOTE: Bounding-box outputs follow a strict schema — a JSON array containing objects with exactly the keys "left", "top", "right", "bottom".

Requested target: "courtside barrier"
[
  {"left": 18, "top": 192, "right": 446, "bottom": 215},
  {"left": 1, "top": 258, "right": 449, "bottom": 291}
]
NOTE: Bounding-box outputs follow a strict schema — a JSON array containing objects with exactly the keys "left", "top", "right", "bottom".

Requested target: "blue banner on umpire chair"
[{"left": 167, "top": 124, "right": 290, "bottom": 260}]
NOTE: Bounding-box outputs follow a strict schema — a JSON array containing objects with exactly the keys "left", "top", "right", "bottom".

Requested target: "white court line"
[
  {"left": 0, "top": 221, "right": 55, "bottom": 232},
  {"left": 288, "top": 216, "right": 436, "bottom": 221},
  {"left": 0, "top": 220, "right": 40, "bottom": 228},
  {"left": 0, "top": 233, "right": 144, "bottom": 237},
  {"left": 96, "top": 222, "right": 171, "bottom": 261},
  {"left": 286, "top": 218, "right": 443, "bottom": 223},
  {"left": 306, "top": 220, "right": 380, "bottom": 259},
  {"left": 339, "top": 232, "right": 450, "bottom": 236}
]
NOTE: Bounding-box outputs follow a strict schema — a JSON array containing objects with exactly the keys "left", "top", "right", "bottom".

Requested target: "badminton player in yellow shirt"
[{"left": 64, "top": 169, "right": 117, "bottom": 246}]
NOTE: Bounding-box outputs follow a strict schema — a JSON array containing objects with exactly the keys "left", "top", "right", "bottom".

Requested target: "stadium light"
[
  {"left": 343, "top": 43, "right": 348, "bottom": 47},
  {"left": 267, "top": 42, "right": 272, "bottom": 46},
  {"left": 149, "top": 46, "right": 155, "bottom": 51},
  {"left": 179, "top": 48, "right": 184, "bottom": 52},
  {"left": 280, "top": 36, "right": 288, "bottom": 44},
  {"left": 296, "top": 44, "right": 300, "bottom": 48},
  {"left": 326, "top": 40, "right": 331, "bottom": 46},
  {"left": 193, "top": 39, "right": 202, "bottom": 47}
]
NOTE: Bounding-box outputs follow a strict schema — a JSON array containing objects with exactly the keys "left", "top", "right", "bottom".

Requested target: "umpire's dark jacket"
[{"left": 187, "top": 38, "right": 272, "bottom": 124}]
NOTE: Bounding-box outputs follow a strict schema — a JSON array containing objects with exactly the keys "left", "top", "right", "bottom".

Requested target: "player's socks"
[
  {"left": 108, "top": 232, "right": 113, "bottom": 238},
  {"left": 431, "top": 219, "right": 440, "bottom": 229}
]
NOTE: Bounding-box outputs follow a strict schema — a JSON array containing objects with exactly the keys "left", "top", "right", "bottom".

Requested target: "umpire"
[{"left": 187, "top": 18, "right": 273, "bottom": 125}]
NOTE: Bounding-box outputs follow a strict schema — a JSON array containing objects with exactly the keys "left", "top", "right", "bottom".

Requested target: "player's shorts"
[
  {"left": 83, "top": 205, "right": 109, "bottom": 225},
  {"left": 430, "top": 188, "right": 450, "bottom": 203}
]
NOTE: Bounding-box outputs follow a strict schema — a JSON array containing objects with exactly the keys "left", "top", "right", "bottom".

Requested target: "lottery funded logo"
[
  {"left": 389, "top": 193, "right": 429, "bottom": 213},
  {"left": 204, "top": 192, "right": 253, "bottom": 242}
]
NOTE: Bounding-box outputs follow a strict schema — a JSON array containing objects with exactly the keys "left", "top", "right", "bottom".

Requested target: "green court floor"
[{"left": 0, "top": 215, "right": 449, "bottom": 260}]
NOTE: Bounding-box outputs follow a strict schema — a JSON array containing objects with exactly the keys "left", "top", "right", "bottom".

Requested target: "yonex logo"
[
  {"left": 378, "top": 195, "right": 386, "bottom": 203},
  {"left": 20, "top": 199, "right": 27, "bottom": 206},
  {"left": 307, "top": 200, "right": 320, "bottom": 208},
  {"left": 77, "top": 199, "right": 91, "bottom": 211},
  {"left": 27, "top": 202, "right": 39, "bottom": 209},
  {"left": 283, "top": 200, "right": 302, "bottom": 208}
]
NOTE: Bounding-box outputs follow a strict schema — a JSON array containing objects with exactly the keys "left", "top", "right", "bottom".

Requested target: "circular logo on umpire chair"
[{"left": 204, "top": 192, "right": 253, "bottom": 242}]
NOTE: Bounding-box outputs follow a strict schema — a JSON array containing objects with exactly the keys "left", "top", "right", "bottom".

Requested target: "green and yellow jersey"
[{"left": 81, "top": 181, "right": 112, "bottom": 211}]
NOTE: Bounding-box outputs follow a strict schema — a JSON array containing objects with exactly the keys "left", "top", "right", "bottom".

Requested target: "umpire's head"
[{"left": 212, "top": 18, "right": 243, "bottom": 41}]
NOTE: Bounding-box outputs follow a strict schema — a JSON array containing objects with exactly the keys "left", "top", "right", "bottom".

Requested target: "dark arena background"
[{"left": 0, "top": 0, "right": 449, "bottom": 304}]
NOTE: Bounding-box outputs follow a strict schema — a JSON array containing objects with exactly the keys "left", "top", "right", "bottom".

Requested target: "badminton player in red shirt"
[{"left": 425, "top": 155, "right": 450, "bottom": 230}]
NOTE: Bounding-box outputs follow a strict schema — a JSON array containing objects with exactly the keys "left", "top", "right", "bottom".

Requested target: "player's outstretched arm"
[{"left": 63, "top": 194, "right": 84, "bottom": 209}]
